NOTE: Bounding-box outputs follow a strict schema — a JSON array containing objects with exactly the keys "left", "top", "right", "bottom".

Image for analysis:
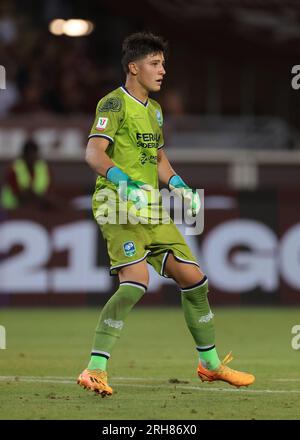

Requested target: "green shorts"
[{"left": 98, "top": 221, "right": 199, "bottom": 277}]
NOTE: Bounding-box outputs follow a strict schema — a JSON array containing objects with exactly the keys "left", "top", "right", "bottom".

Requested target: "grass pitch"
[{"left": 0, "top": 307, "right": 299, "bottom": 420}]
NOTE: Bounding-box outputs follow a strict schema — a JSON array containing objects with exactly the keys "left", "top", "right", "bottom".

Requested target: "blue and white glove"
[
  {"left": 168, "top": 175, "right": 201, "bottom": 217},
  {"left": 106, "top": 166, "right": 152, "bottom": 210}
]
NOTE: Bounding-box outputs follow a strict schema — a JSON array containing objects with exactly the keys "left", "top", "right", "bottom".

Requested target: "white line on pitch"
[
  {"left": 0, "top": 375, "right": 168, "bottom": 382},
  {"left": 3, "top": 375, "right": 300, "bottom": 384},
  {"left": 273, "top": 379, "right": 300, "bottom": 382},
  {"left": 1, "top": 376, "right": 300, "bottom": 394}
]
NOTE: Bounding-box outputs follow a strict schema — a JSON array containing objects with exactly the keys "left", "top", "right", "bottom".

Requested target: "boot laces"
[{"left": 221, "top": 351, "right": 234, "bottom": 366}]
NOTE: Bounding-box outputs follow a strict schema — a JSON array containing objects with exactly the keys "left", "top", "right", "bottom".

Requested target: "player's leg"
[
  {"left": 91, "top": 260, "right": 148, "bottom": 360},
  {"left": 78, "top": 214, "right": 151, "bottom": 396},
  {"left": 78, "top": 260, "right": 148, "bottom": 396},
  {"left": 88, "top": 260, "right": 148, "bottom": 370},
  {"left": 164, "top": 253, "right": 220, "bottom": 369},
  {"left": 165, "top": 253, "right": 255, "bottom": 387},
  {"left": 118, "top": 258, "right": 149, "bottom": 285}
]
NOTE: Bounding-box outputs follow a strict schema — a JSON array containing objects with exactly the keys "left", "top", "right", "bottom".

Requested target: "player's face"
[{"left": 135, "top": 52, "right": 166, "bottom": 92}]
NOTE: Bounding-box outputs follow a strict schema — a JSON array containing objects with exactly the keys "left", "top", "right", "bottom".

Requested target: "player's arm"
[
  {"left": 157, "top": 148, "right": 201, "bottom": 217},
  {"left": 157, "top": 148, "right": 177, "bottom": 185},
  {"left": 85, "top": 137, "right": 151, "bottom": 210},
  {"left": 85, "top": 136, "right": 115, "bottom": 177},
  {"left": 86, "top": 95, "right": 132, "bottom": 183}
]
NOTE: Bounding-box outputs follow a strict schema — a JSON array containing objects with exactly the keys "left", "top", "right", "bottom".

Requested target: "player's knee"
[
  {"left": 118, "top": 261, "right": 149, "bottom": 288},
  {"left": 173, "top": 265, "right": 205, "bottom": 289},
  {"left": 165, "top": 253, "right": 205, "bottom": 286},
  {"left": 181, "top": 274, "right": 209, "bottom": 295}
]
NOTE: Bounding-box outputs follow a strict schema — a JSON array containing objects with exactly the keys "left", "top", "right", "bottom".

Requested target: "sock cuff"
[
  {"left": 91, "top": 350, "right": 110, "bottom": 359},
  {"left": 181, "top": 275, "right": 208, "bottom": 293},
  {"left": 196, "top": 344, "right": 215, "bottom": 352},
  {"left": 119, "top": 281, "right": 147, "bottom": 293}
]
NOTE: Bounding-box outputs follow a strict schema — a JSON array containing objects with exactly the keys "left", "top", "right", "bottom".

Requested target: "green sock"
[
  {"left": 181, "top": 276, "right": 220, "bottom": 370},
  {"left": 197, "top": 346, "right": 220, "bottom": 370},
  {"left": 88, "top": 281, "right": 146, "bottom": 370},
  {"left": 87, "top": 355, "right": 108, "bottom": 371}
]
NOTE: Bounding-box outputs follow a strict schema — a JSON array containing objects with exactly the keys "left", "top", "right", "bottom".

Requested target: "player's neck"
[{"left": 124, "top": 80, "right": 149, "bottom": 104}]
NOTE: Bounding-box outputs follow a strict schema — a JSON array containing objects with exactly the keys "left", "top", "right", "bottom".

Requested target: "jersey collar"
[{"left": 120, "top": 86, "right": 149, "bottom": 108}]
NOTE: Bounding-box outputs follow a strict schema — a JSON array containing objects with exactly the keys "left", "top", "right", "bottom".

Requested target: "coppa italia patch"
[{"left": 96, "top": 117, "right": 108, "bottom": 131}]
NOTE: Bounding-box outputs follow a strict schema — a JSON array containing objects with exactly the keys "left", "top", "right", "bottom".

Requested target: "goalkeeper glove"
[
  {"left": 168, "top": 174, "right": 201, "bottom": 217},
  {"left": 106, "top": 166, "right": 152, "bottom": 210}
]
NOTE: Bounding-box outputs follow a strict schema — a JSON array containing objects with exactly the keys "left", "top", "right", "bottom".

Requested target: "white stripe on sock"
[{"left": 91, "top": 350, "right": 110, "bottom": 358}]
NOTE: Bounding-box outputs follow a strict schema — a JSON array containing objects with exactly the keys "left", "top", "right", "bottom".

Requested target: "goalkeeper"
[{"left": 78, "top": 32, "right": 255, "bottom": 396}]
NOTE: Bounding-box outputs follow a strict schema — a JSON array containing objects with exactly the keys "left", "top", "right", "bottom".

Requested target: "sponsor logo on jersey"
[
  {"left": 123, "top": 241, "right": 136, "bottom": 257},
  {"left": 136, "top": 132, "right": 161, "bottom": 149},
  {"left": 139, "top": 151, "right": 157, "bottom": 165},
  {"left": 156, "top": 109, "right": 163, "bottom": 127},
  {"left": 96, "top": 117, "right": 108, "bottom": 131}
]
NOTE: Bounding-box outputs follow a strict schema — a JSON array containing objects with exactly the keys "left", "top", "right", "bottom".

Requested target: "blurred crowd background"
[
  {"left": 1, "top": 0, "right": 300, "bottom": 305},
  {"left": 1, "top": 0, "right": 299, "bottom": 129}
]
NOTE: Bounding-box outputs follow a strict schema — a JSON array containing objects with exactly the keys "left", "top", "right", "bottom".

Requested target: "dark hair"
[{"left": 121, "top": 32, "right": 167, "bottom": 73}]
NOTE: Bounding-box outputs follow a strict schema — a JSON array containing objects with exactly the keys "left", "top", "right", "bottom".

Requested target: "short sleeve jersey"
[{"left": 89, "top": 86, "right": 164, "bottom": 193}]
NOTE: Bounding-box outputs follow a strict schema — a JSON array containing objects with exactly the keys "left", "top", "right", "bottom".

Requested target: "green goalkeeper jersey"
[{"left": 89, "top": 86, "right": 164, "bottom": 194}]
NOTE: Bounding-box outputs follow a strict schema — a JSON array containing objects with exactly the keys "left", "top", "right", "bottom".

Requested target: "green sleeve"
[
  {"left": 157, "top": 104, "right": 164, "bottom": 149},
  {"left": 88, "top": 95, "right": 125, "bottom": 144}
]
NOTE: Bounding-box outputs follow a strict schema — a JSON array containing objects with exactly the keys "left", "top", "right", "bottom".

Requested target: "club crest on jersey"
[
  {"left": 96, "top": 117, "right": 108, "bottom": 131},
  {"left": 123, "top": 241, "right": 136, "bottom": 257},
  {"left": 156, "top": 109, "right": 163, "bottom": 127}
]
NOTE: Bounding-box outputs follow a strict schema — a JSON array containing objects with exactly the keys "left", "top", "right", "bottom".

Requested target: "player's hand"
[
  {"left": 106, "top": 166, "right": 153, "bottom": 210},
  {"left": 168, "top": 175, "right": 201, "bottom": 217},
  {"left": 118, "top": 179, "right": 153, "bottom": 210}
]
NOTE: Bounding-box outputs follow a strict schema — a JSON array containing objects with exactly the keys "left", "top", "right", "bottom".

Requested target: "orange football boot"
[
  {"left": 197, "top": 352, "right": 255, "bottom": 388},
  {"left": 77, "top": 369, "right": 113, "bottom": 397}
]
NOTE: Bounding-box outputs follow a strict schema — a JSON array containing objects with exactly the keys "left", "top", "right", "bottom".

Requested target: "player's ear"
[{"left": 128, "top": 62, "right": 138, "bottom": 76}]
